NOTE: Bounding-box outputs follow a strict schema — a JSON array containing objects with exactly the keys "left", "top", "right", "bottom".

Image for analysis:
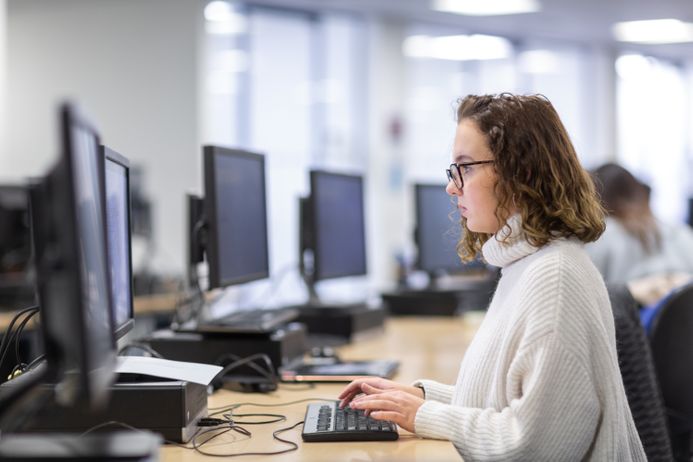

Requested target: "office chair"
[
  {"left": 607, "top": 284, "right": 673, "bottom": 461},
  {"left": 648, "top": 282, "right": 693, "bottom": 461}
]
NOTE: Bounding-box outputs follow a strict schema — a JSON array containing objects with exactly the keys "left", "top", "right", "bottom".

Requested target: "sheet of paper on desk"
[{"left": 115, "top": 356, "right": 223, "bottom": 386}]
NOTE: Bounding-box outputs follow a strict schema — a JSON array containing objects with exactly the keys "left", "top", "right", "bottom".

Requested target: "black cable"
[
  {"left": 13, "top": 310, "right": 39, "bottom": 366},
  {"left": 79, "top": 400, "right": 330, "bottom": 457},
  {"left": 208, "top": 397, "right": 337, "bottom": 416},
  {"left": 214, "top": 352, "right": 277, "bottom": 384},
  {"left": 190, "top": 419, "right": 303, "bottom": 458},
  {"left": 0, "top": 305, "right": 39, "bottom": 364},
  {"left": 223, "top": 413, "right": 286, "bottom": 425},
  {"left": 0, "top": 306, "right": 39, "bottom": 374}
]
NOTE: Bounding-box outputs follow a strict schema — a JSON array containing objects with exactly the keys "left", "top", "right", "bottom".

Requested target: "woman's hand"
[
  {"left": 348, "top": 384, "right": 425, "bottom": 433},
  {"left": 338, "top": 377, "right": 424, "bottom": 409}
]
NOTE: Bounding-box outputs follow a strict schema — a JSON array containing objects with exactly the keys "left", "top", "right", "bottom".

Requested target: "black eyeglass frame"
[{"left": 445, "top": 160, "right": 495, "bottom": 189}]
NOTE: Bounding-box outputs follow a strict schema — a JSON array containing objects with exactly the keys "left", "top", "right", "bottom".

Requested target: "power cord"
[
  {"left": 76, "top": 398, "right": 337, "bottom": 457},
  {"left": 208, "top": 397, "right": 336, "bottom": 416},
  {"left": 190, "top": 420, "right": 304, "bottom": 458},
  {"left": 0, "top": 305, "right": 39, "bottom": 378},
  {"left": 214, "top": 352, "right": 277, "bottom": 384},
  {"left": 8, "top": 354, "right": 45, "bottom": 380}
]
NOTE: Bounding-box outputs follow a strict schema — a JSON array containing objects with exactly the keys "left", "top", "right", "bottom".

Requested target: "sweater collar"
[{"left": 481, "top": 214, "right": 539, "bottom": 268}]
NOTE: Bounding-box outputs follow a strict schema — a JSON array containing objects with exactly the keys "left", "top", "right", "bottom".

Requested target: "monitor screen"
[
  {"left": 310, "top": 170, "right": 367, "bottom": 281},
  {"left": 31, "top": 103, "right": 115, "bottom": 407},
  {"left": 103, "top": 146, "right": 134, "bottom": 339},
  {"left": 0, "top": 185, "right": 34, "bottom": 307},
  {"left": 203, "top": 146, "right": 269, "bottom": 289},
  {"left": 0, "top": 185, "right": 31, "bottom": 274},
  {"left": 415, "top": 183, "right": 465, "bottom": 274}
]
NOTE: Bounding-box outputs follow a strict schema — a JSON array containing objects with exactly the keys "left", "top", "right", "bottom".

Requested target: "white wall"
[
  {"left": 366, "top": 17, "right": 408, "bottom": 290},
  {"left": 0, "top": 0, "right": 6, "bottom": 171},
  {"left": 6, "top": 0, "right": 203, "bottom": 275}
]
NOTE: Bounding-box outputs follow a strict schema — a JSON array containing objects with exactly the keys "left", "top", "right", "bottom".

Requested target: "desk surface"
[{"left": 160, "top": 313, "right": 484, "bottom": 461}]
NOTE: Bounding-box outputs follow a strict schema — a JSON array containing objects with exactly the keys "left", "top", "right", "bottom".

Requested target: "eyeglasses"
[{"left": 445, "top": 160, "right": 495, "bottom": 189}]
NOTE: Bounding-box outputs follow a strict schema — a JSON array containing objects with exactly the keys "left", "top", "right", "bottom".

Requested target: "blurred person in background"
[{"left": 586, "top": 163, "right": 693, "bottom": 306}]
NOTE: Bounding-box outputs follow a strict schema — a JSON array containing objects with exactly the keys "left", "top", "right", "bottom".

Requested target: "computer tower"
[{"left": 22, "top": 379, "right": 207, "bottom": 443}]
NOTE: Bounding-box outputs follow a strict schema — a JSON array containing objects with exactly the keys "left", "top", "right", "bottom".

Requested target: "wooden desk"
[{"left": 160, "top": 313, "right": 484, "bottom": 461}]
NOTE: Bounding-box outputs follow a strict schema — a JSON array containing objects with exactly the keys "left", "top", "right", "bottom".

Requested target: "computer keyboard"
[
  {"left": 302, "top": 402, "right": 399, "bottom": 442},
  {"left": 194, "top": 308, "right": 299, "bottom": 334}
]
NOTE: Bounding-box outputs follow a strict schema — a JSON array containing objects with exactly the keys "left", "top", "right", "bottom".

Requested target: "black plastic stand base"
[
  {"left": 382, "top": 277, "right": 498, "bottom": 316},
  {"left": 289, "top": 303, "right": 387, "bottom": 347}
]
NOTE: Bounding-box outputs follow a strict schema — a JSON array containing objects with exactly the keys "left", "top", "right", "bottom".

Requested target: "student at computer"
[
  {"left": 339, "top": 94, "right": 646, "bottom": 460},
  {"left": 586, "top": 162, "right": 693, "bottom": 304}
]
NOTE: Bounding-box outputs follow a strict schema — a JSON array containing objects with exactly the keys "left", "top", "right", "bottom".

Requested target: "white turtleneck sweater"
[{"left": 413, "top": 218, "right": 646, "bottom": 461}]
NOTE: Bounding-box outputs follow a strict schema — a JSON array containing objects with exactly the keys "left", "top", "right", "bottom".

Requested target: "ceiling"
[{"left": 244, "top": 0, "right": 693, "bottom": 62}]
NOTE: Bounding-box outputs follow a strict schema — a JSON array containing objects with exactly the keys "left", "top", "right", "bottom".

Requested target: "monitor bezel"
[
  {"left": 101, "top": 145, "right": 135, "bottom": 340},
  {"left": 33, "top": 103, "right": 116, "bottom": 407},
  {"left": 203, "top": 145, "right": 270, "bottom": 289},
  {"left": 309, "top": 169, "right": 368, "bottom": 282}
]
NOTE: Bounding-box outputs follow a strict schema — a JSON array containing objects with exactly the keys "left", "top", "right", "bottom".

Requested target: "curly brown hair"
[{"left": 455, "top": 93, "right": 605, "bottom": 261}]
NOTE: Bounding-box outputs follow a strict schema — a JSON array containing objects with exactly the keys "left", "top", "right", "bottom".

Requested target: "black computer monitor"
[
  {"left": 301, "top": 170, "right": 367, "bottom": 282},
  {"left": 0, "top": 185, "right": 31, "bottom": 273},
  {"left": 414, "top": 183, "right": 464, "bottom": 274},
  {"left": 102, "top": 146, "right": 134, "bottom": 340},
  {"left": 30, "top": 103, "right": 116, "bottom": 407},
  {"left": 203, "top": 146, "right": 269, "bottom": 289},
  {"left": 0, "top": 185, "right": 34, "bottom": 307},
  {"left": 414, "top": 183, "right": 486, "bottom": 276}
]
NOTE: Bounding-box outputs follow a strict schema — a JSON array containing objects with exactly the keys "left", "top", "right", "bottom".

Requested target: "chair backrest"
[
  {"left": 649, "top": 283, "right": 693, "bottom": 418},
  {"left": 608, "top": 283, "right": 673, "bottom": 461}
]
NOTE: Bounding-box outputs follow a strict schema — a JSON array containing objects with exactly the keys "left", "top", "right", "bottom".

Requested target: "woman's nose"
[{"left": 446, "top": 181, "right": 461, "bottom": 196}]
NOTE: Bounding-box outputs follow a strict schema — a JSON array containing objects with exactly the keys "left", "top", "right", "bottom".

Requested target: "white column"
[{"left": 366, "top": 17, "right": 408, "bottom": 291}]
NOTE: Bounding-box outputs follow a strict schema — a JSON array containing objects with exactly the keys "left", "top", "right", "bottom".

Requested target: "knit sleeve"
[
  {"left": 413, "top": 334, "right": 601, "bottom": 461},
  {"left": 410, "top": 379, "right": 454, "bottom": 404}
]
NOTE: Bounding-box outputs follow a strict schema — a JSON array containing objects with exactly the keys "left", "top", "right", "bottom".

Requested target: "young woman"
[{"left": 339, "top": 94, "right": 646, "bottom": 460}]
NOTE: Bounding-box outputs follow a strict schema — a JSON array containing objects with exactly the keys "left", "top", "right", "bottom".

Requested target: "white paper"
[{"left": 115, "top": 356, "right": 223, "bottom": 386}]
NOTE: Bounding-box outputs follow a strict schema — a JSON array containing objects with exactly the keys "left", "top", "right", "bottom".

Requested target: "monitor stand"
[
  {"left": 286, "top": 275, "right": 387, "bottom": 346},
  {"left": 289, "top": 302, "right": 387, "bottom": 347},
  {"left": 381, "top": 271, "right": 499, "bottom": 316},
  {"left": 0, "top": 430, "right": 161, "bottom": 460}
]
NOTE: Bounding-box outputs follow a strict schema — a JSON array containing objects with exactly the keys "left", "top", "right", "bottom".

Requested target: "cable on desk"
[
  {"left": 222, "top": 413, "right": 286, "bottom": 425},
  {"left": 208, "top": 397, "right": 336, "bottom": 416},
  {"left": 190, "top": 419, "right": 304, "bottom": 458}
]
